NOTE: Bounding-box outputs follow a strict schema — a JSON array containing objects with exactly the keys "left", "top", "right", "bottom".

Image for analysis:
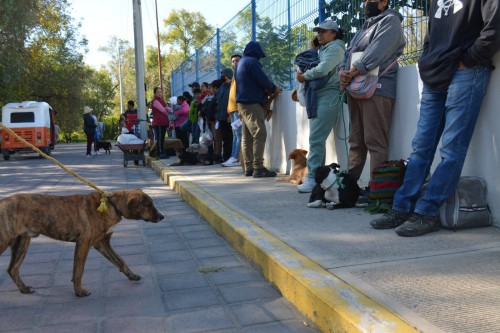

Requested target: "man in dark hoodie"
[
  {"left": 371, "top": 0, "right": 500, "bottom": 237},
  {"left": 235, "top": 41, "right": 281, "bottom": 178}
]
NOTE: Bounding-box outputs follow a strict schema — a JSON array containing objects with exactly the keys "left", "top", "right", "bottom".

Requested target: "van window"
[{"left": 10, "top": 112, "right": 35, "bottom": 123}]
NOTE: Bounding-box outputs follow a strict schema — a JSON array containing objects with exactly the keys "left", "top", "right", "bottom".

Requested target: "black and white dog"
[{"left": 307, "top": 163, "right": 360, "bottom": 209}]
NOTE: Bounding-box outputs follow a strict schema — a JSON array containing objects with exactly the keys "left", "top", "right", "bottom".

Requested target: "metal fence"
[{"left": 171, "top": 0, "right": 430, "bottom": 97}]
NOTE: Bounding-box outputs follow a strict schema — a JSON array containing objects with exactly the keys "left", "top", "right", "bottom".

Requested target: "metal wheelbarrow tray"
[{"left": 116, "top": 142, "right": 146, "bottom": 167}]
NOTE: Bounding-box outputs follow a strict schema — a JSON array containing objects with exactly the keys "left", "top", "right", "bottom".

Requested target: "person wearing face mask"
[{"left": 338, "top": 0, "right": 406, "bottom": 206}]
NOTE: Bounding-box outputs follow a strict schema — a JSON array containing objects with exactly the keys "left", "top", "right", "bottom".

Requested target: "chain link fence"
[{"left": 171, "top": 0, "right": 429, "bottom": 97}]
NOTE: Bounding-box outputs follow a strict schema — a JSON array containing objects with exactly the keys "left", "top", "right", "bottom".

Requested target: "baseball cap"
[{"left": 312, "top": 20, "right": 339, "bottom": 32}]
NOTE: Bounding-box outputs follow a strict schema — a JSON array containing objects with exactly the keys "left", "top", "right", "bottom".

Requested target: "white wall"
[{"left": 264, "top": 53, "right": 500, "bottom": 225}]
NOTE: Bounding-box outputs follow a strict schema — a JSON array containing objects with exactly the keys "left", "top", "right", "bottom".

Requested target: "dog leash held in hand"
[{"left": 0, "top": 122, "right": 109, "bottom": 213}]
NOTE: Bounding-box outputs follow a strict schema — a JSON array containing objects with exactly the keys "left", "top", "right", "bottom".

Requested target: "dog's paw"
[
  {"left": 325, "top": 202, "right": 336, "bottom": 210},
  {"left": 127, "top": 273, "right": 141, "bottom": 281},
  {"left": 307, "top": 200, "right": 325, "bottom": 208},
  {"left": 75, "top": 288, "right": 91, "bottom": 297},
  {"left": 19, "top": 285, "right": 35, "bottom": 294}
]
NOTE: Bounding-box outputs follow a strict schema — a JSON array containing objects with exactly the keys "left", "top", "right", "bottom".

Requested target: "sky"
[{"left": 70, "top": 0, "right": 249, "bottom": 68}]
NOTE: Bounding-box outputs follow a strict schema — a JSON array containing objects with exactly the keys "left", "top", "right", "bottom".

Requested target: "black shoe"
[
  {"left": 395, "top": 213, "right": 440, "bottom": 237},
  {"left": 370, "top": 209, "right": 412, "bottom": 229},
  {"left": 355, "top": 196, "right": 369, "bottom": 208},
  {"left": 253, "top": 167, "right": 277, "bottom": 178},
  {"left": 244, "top": 169, "right": 253, "bottom": 177}
]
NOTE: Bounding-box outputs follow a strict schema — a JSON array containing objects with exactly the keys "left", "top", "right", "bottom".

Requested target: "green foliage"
[
  {"left": 364, "top": 200, "right": 392, "bottom": 214},
  {"left": 161, "top": 9, "right": 215, "bottom": 59}
]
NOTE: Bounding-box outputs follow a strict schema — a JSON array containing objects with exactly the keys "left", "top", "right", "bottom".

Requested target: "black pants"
[
  {"left": 175, "top": 127, "right": 190, "bottom": 150},
  {"left": 219, "top": 120, "right": 233, "bottom": 161}
]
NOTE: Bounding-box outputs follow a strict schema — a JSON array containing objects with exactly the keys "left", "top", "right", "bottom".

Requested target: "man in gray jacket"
[{"left": 339, "top": 0, "right": 406, "bottom": 205}]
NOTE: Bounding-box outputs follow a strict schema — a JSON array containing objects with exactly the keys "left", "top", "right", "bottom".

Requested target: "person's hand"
[
  {"left": 275, "top": 86, "right": 282, "bottom": 94},
  {"left": 296, "top": 73, "right": 305, "bottom": 83},
  {"left": 339, "top": 69, "right": 353, "bottom": 87},
  {"left": 458, "top": 62, "right": 467, "bottom": 69}
]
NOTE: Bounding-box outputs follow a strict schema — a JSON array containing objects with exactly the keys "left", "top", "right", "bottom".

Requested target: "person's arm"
[
  {"left": 351, "top": 15, "right": 404, "bottom": 75},
  {"left": 461, "top": 0, "right": 500, "bottom": 68},
  {"left": 303, "top": 43, "right": 343, "bottom": 81}
]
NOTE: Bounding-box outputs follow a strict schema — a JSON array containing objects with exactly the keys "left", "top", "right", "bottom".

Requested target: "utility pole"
[
  {"left": 132, "top": 0, "right": 147, "bottom": 139},
  {"left": 155, "top": 0, "right": 163, "bottom": 93},
  {"left": 118, "top": 45, "right": 124, "bottom": 114}
]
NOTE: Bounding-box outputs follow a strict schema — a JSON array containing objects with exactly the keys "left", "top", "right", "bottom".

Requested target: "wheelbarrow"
[{"left": 116, "top": 142, "right": 146, "bottom": 167}]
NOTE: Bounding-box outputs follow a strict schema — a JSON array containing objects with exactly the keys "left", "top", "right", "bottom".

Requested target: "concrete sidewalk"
[{"left": 150, "top": 157, "right": 500, "bottom": 333}]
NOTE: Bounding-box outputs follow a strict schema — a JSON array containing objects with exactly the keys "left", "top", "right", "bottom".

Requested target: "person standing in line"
[
  {"left": 338, "top": 0, "right": 406, "bottom": 204},
  {"left": 83, "top": 106, "right": 96, "bottom": 158},
  {"left": 235, "top": 41, "right": 281, "bottom": 178},
  {"left": 222, "top": 54, "right": 243, "bottom": 167},
  {"left": 174, "top": 95, "right": 190, "bottom": 150},
  {"left": 215, "top": 67, "right": 234, "bottom": 164},
  {"left": 370, "top": 0, "right": 499, "bottom": 236},
  {"left": 151, "top": 87, "right": 170, "bottom": 159},
  {"left": 295, "top": 20, "right": 346, "bottom": 193}
]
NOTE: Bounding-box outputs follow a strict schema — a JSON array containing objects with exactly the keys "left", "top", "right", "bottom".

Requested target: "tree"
[{"left": 160, "top": 9, "right": 215, "bottom": 59}]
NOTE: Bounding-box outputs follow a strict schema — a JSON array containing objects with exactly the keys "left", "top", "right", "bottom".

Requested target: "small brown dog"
[
  {"left": 276, "top": 148, "right": 308, "bottom": 184},
  {"left": 0, "top": 189, "right": 164, "bottom": 297}
]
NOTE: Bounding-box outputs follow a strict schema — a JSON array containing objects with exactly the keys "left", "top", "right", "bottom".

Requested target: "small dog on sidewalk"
[
  {"left": 307, "top": 163, "right": 360, "bottom": 209},
  {"left": 275, "top": 149, "right": 308, "bottom": 185},
  {"left": 95, "top": 141, "right": 112, "bottom": 154}
]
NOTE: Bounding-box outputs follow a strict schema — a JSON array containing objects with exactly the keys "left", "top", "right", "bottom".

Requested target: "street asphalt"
[{"left": 0, "top": 143, "right": 318, "bottom": 333}]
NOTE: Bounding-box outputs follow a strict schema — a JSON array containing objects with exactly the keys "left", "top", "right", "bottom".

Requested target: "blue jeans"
[
  {"left": 393, "top": 66, "right": 491, "bottom": 216},
  {"left": 152, "top": 126, "right": 167, "bottom": 155},
  {"left": 230, "top": 112, "right": 241, "bottom": 159}
]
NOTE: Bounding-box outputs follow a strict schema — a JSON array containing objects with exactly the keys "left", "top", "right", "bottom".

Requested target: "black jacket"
[
  {"left": 83, "top": 113, "right": 96, "bottom": 135},
  {"left": 418, "top": 0, "right": 500, "bottom": 88}
]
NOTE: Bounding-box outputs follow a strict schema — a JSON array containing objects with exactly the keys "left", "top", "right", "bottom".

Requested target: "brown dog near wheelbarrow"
[{"left": 0, "top": 189, "right": 164, "bottom": 297}]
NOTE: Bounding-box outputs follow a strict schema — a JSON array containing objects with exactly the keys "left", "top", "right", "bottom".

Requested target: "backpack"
[{"left": 439, "top": 176, "right": 492, "bottom": 230}]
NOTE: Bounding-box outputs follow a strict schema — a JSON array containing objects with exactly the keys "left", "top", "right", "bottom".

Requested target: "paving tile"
[
  {"left": 218, "top": 282, "right": 281, "bottom": 303},
  {"left": 209, "top": 267, "right": 263, "bottom": 286},
  {"left": 38, "top": 299, "right": 101, "bottom": 326},
  {"left": 231, "top": 299, "right": 298, "bottom": 326},
  {"left": 163, "top": 287, "right": 220, "bottom": 310},
  {"left": 244, "top": 320, "right": 316, "bottom": 333},
  {"left": 102, "top": 317, "right": 167, "bottom": 333},
  {"left": 164, "top": 306, "right": 236, "bottom": 332},
  {"left": 192, "top": 246, "right": 234, "bottom": 259},
  {"left": 158, "top": 273, "right": 210, "bottom": 292},
  {"left": 104, "top": 294, "right": 165, "bottom": 317}
]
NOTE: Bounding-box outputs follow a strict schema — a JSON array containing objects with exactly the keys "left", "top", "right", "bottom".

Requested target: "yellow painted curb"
[{"left": 149, "top": 159, "right": 419, "bottom": 333}]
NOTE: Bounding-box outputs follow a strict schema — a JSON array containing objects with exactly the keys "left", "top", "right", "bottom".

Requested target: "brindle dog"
[{"left": 0, "top": 189, "right": 164, "bottom": 297}]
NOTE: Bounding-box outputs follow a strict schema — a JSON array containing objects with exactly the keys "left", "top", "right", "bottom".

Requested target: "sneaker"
[
  {"left": 395, "top": 213, "right": 440, "bottom": 237},
  {"left": 253, "top": 167, "right": 277, "bottom": 178},
  {"left": 221, "top": 157, "right": 236, "bottom": 167},
  {"left": 370, "top": 209, "right": 412, "bottom": 229},
  {"left": 297, "top": 177, "right": 315, "bottom": 193},
  {"left": 223, "top": 158, "right": 241, "bottom": 167},
  {"left": 355, "top": 196, "right": 369, "bottom": 208},
  {"left": 85, "top": 154, "right": 92, "bottom": 158},
  {"left": 244, "top": 169, "right": 253, "bottom": 177}
]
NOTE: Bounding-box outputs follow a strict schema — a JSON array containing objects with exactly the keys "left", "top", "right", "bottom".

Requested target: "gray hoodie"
[{"left": 339, "top": 9, "right": 406, "bottom": 99}]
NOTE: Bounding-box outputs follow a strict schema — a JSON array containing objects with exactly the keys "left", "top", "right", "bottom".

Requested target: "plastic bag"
[{"left": 198, "top": 119, "right": 213, "bottom": 147}]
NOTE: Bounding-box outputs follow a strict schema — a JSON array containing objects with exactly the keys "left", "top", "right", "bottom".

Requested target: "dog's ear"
[
  {"left": 288, "top": 150, "right": 296, "bottom": 160},
  {"left": 300, "top": 149, "right": 308, "bottom": 156}
]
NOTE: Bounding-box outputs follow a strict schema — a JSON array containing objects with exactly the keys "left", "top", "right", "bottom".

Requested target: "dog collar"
[
  {"left": 320, "top": 170, "right": 345, "bottom": 191},
  {"left": 107, "top": 196, "right": 123, "bottom": 217}
]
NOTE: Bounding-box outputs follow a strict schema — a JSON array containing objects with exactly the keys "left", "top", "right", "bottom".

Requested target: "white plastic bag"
[
  {"left": 297, "top": 82, "right": 306, "bottom": 107},
  {"left": 198, "top": 119, "right": 213, "bottom": 147}
]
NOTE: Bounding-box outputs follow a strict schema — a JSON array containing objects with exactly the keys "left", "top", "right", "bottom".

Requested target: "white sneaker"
[
  {"left": 297, "top": 177, "right": 316, "bottom": 193},
  {"left": 223, "top": 158, "right": 241, "bottom": 167},
  {"left": 221, "top": 157, "right": 236, "bottom": 167}
]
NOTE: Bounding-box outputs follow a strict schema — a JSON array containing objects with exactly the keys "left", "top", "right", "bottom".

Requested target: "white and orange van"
[{"left": 1, "top": 101, "right": 56, "bottom": 160}]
